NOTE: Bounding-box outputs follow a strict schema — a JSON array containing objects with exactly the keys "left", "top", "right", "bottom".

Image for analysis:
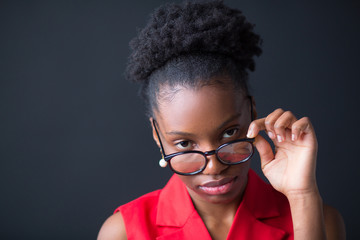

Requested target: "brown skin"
[
  {"left": 153, "top": 85, "right": 252, "bottom": 205},
  {"left": 152, "top": 85, "right": 252, "bottom": 239},
  {"left": 98, "top": 81, "right": 346, "bottom": 240}
]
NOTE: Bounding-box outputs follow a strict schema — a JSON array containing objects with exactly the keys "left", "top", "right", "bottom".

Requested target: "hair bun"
[{"left": 126, "top": 0, "right": 262, "bottom": 83}]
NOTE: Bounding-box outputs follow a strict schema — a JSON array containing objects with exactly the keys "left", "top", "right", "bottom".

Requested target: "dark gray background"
[{"left": 0, "top": 0, "right": 359, "bottom": 239}]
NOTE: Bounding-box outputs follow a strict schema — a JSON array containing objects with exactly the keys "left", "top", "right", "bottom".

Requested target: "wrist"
[
  {"left": 283, "top": 179, "right": 320, "bottom": 201},
  {"left": 287, "top": 189, "right": 324, "bottom": 216},
  {"left": 286, "top": 187, "right": 322, "bottom": 203}
]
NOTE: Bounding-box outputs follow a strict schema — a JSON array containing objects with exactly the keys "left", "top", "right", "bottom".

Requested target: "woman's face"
[{"left": 152, "top": 81, "right": 254, "bottom": 204}]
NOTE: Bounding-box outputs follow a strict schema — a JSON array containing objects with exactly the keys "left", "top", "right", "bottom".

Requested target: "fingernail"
[
  {"left": 268, "top": 131, "right": 275, "bottom": 139},
  {"left": 277, "top": 135, "right": 283, "bottom": 142},
  {"left": 247, "top": 126, "right": 253, "bottom": 138}
]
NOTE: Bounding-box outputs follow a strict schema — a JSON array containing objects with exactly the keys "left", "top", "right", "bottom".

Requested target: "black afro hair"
[{"left": 126, "top": 0, "right": 262, "bottom": 84}]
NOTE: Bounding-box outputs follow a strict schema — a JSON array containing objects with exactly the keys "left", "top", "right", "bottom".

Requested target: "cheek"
[
  {"left": 232, "top": 159, "right": 251, "bottom": 173},
  {"left": 232, "top": 160, "right": 251, "bottom": 179},
  {"left": 177, "top": 175, "right": 197, "bottom": 189}
]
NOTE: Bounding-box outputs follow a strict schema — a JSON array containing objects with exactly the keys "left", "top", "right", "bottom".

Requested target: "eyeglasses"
[{"left": 152, "top": 96, "right": 255, "bottom": 176}]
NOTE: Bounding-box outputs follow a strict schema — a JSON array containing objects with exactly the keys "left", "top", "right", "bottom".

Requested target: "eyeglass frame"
[{"left": 152, "top": 96, "right": 255, "bottom": 176}]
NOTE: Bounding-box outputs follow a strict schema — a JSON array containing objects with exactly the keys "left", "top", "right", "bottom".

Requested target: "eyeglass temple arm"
[{"left": 152, "top": 119, "right": 166, "bottom": 158}]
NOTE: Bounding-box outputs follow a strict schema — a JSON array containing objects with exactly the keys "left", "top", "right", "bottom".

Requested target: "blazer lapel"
[
  {"left": 156, "top": 210, "right": 212, "bottom": 240},
  {"left": 227, "top": 170, "right": 290, "bottom": 240},
  {"left": 156, "top": 175, "right": 212, "bottom": 240},
  {"left": 227, "top": 202, "right": 287, "bottom": 240}
]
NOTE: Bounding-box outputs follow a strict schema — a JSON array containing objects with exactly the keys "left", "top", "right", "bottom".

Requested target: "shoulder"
[
  {"left": 323, "top": 204, "right": 346, "bottom": 240},
  {"left": 97, "top": 212, "right": 127, "bottom": 240},
  {"left": 115, "top": 189, "right": 161, "bottom": 215},
  {"left": 98, "top": 176, "right": 182, "bottom": 240},
  {"left": 97, "top": 190, "right": 161, "bottom": 240},
  {"left": 99, "top": 189, "right": 162, "bottom": 240}
]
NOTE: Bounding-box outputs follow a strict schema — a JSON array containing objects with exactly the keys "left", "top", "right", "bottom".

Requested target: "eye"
[
  {"left": 175, "top": 141, "right": 192, "bottom": 150},
  {"left": 223, "top": 128, "right": 238, "bottom": 138}
]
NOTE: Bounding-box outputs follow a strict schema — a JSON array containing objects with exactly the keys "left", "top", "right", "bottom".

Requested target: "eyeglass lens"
[{"left": 170, "top": 141, "right": 253, "bottom": 174}]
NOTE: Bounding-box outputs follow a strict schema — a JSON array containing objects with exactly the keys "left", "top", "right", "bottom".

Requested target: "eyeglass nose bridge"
[
  {"left": 201, "top": 149, "right": 229, "bottom": 174},
  {"left": 203, "top": 150, "right": 223, "bottom": 163},
  {"left": 203, "top": 150, "right": 216, "bottom": 157}
]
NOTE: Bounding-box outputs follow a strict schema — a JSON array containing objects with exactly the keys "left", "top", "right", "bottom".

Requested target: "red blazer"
[{"left": 115, "top": 170, "right": 293, "bottom": 239}]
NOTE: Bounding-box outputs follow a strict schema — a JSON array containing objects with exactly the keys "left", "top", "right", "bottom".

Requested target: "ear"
[
  {"left": 250, "top": 96, "right": 258, "bottom": 120},
  {"left": 149, "top": 117, "right": 161, "bottom": 148}
]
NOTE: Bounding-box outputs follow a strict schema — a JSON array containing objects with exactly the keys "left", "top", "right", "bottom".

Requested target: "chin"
[{"left": 201, "top": 193, "right": 241, "bottom": 204}]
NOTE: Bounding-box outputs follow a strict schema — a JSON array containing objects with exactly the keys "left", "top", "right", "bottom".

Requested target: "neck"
[{"left": 187, "top": 187, "right": 245, "bottom": 240}]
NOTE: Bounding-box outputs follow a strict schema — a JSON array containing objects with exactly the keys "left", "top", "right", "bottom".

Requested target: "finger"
[
  {"left": 247, "top": 118, "right": 266, "bottom": 138},
  {"left": 254, "top": 135, "right": 275, "bottom": 170},
  {"left": 291, "top": 117, "right": 314, "bottom": 141},
  {"left": 273, "top": 111, "right": 297, "bottom": 142},
  {"left": 264, "top": 108, "right": 284, "bottom": 140}
]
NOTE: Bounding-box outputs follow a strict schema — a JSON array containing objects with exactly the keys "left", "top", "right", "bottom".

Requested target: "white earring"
[{"left": 159, "top": 159, "right": 168, "bottom": 168}]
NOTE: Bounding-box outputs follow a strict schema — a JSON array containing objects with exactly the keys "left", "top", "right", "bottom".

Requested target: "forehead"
[{"left": 155, "top": 84, "right": 248, "bottom": 132}]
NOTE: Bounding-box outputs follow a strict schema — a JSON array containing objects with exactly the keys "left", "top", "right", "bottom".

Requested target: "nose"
[{"left": 202, "top": 152, "right": 229, "bottom": 175}]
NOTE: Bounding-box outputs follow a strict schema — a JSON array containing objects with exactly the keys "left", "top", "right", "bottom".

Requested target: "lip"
[{"left": 198, "top": 177, "right": 236, "bottom": 195}]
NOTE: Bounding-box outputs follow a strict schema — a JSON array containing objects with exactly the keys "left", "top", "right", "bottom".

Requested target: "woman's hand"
[
  {"left": 246, "top": 108, "right": 319, "bottom": 198},
  {"left": 247, "top": 109, "right": 346, "bottom": 239}
]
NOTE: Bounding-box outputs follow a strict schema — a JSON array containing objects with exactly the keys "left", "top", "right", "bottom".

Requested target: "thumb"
[{"left": 254, "top": 135, "right": 274, "bottom": 170}]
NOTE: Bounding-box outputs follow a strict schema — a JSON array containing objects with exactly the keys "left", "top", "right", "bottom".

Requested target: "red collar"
[{"left": 155, "top": 169, "right": 289, "bottom": 239}]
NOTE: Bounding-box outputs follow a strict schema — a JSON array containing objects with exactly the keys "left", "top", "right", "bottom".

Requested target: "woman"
[{"left": 98, "top": 1, "right": 345, "bottom": 239}]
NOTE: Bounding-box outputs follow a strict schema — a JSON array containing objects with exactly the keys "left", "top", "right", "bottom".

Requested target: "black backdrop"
[{"left": 1, "top": 0, "right": 359, "bottom": 239}]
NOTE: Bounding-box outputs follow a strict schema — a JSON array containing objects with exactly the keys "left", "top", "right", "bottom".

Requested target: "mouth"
[{"left": 198, "top": 176, "right": 237, "bottom": 195}]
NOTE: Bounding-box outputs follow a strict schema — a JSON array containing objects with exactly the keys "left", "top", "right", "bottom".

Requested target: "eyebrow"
[
  {"left": 165, "top": 130, "right": 195, "bottom": 137},
  {"left": 165, "top": 113, "right": 242, "bottom": 137},
  {"left": 216, "top": 113, "right": 242, "bottom": 131}
]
